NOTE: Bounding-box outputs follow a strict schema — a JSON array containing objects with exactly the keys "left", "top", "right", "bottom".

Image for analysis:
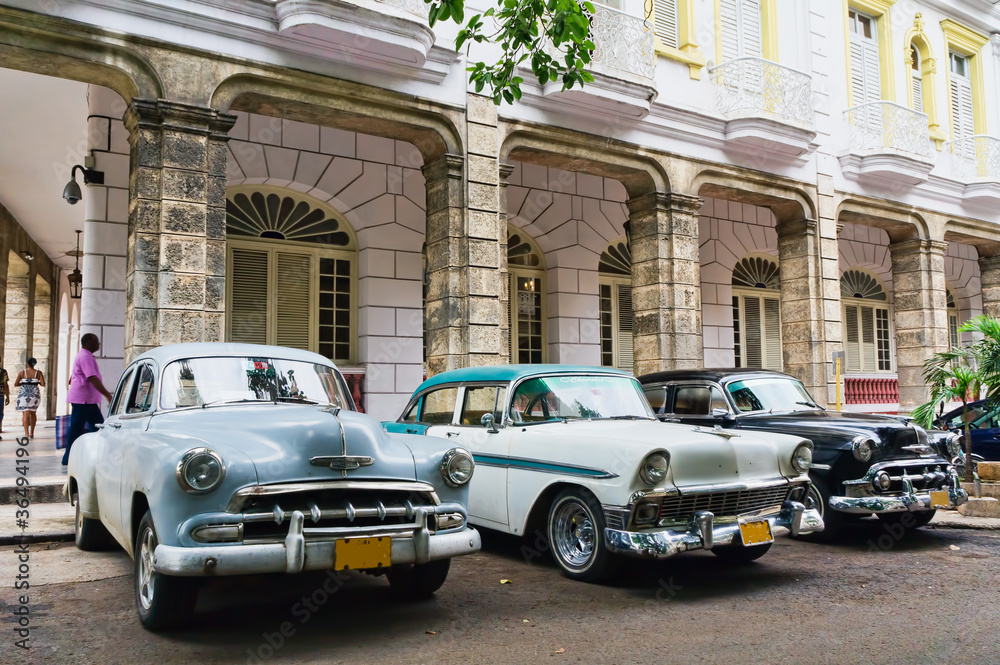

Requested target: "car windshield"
[
  {"left": 509, "top": 375, "right": 655, "bottom": 424},
  {"left": 159, "top": 356, "right": 350, "bottom": 410},
  {"left": 726, "top": 377, "right": 819, "bottom": 413}
]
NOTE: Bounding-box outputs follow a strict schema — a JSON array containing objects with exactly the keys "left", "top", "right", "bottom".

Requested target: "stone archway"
[{"left": 4, "top": 251, "right": 29, "bottom": 424}]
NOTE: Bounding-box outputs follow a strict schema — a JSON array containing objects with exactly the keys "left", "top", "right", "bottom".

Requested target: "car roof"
[
  {"left": 637, "top": 368, "right": 797, "bottom": 385},
  {"left": 132, "top": 343, "right": 336, "bottom": 368},
  {"left": 415, "top": 364, "right": 632, "bottom": 392}
]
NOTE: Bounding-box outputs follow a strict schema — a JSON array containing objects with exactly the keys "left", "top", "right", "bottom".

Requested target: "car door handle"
[
  {"left": 406, "top": 428, "right": 419, "bottom": 434},
  {"left": 663, "top": 418, "right": 680, "bottom": 423},
  {"left": 107, "top": 422, "right": 122, "bottom": 430},
  {"left": 446, "top": 431, "right": 458, "bottom": 437}
]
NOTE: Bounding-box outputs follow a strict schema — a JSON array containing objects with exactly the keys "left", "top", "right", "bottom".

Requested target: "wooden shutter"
[
  {"left": 230, "top": 247, "right": 269, "bottom": 345},
  {"left": 740, "top": 0, "right": 763, "bottom": 58},
  {"left": 951, "top": 75, "right": 974, "bottom": 141},
  {"left": 743, "top": 296, "right": 762, "bottom": 368},
  {"left": 850, "top": 31, "right": 881, "bottom": 105},
  {"left": 763, "top": 296, "right": 782, "bottom": 370},
  {"left": 275, "top": 252, "right": 312, "bottom": 351},
  {"left": 861, "top": 305, "right": 876, "bottom": 371},
  {"left": 845, "top": 305, "right": 860, "bottom": 371},
  {"left": 653, "top": 0, "right": 679, "bottom": 50},
  {"left": 616, "top": 283, "right": 634, "bottom": 372},
  {"left": 719, "top": 0, "right": 740, "bottom": 61},
  {"left": 912, "top": 74, "right": 923, "bottom": 113}
]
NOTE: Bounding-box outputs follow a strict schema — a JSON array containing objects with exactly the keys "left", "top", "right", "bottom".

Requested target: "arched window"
[
  {"left": 732, "top": 256, "right": 782, "bottom": 370},
  {"left": 508, "top": 226, "right": 546, "bottom": 364},
  {"left": 225, "top": 186, "right": 357, "bottom": 364},
  {"left": 947, "top": 288, "right": 959, "bottom": 351},
  {"left": 841, "top": 269, "right": 892, "bottom": 373},
  {"left": 598, "top": 239, "right": 633, "bottom": 371}
]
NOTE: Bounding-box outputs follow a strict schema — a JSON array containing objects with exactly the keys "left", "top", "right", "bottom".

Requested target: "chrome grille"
[
  {"left": 878, "top": 464, "right": 951, "bottom": 494},
  {"left": 659, "top": 484, "right": 790, "bottom": 524}
]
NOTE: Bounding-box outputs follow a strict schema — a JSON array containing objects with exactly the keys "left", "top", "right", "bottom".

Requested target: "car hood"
[
  {"left": 148, "top": 405, "right": 417, "bottom": 485},
  {"left": 736, "top": 410, "right": 928, "bottom": 460},
  {"left": 521, "top": 420, "right": 801, "bottom": 488}
]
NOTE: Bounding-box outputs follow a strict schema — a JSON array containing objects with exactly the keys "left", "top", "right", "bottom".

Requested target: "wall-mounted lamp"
[
  {"left": 68, "top": 230, "right": 83, "bottom": 299},
  {"left": 62, "top": 164, "right": 105, "bottom": 205}
]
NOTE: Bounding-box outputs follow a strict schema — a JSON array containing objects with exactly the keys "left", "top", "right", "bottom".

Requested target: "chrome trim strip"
[
  {"left": 671, "top": 478, "right": 791, "bottom": 495},
  {"left": 226, "top": 480, "right": 441, "bottom": 512}
]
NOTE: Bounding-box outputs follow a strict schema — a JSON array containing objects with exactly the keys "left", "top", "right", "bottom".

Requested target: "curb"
[
  {"left": 0, "top": 532, "right": 74, "bottom": 546},
  {"left": 0, "top": 483, "right": 65, "bottom": 505}
]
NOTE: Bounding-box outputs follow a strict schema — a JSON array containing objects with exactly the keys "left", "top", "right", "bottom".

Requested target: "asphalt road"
[{"left": 2, "top": 521, "right": 998, "bottom": 665}]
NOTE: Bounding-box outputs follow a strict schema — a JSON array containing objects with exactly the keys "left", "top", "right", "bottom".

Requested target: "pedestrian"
[
  {"left": 65, "top": 333, "right": 112, "bottom": 465},
  {"left": 0, "top": 364, "right": 9, "bottom": 438},
  {"left": 14, "top": 358, "right": 45, "bottom": 439}
]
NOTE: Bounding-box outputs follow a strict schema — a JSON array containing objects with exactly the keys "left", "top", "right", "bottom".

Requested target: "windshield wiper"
[
  {"left": 795, "top": 401, "right": 823, "bottom": 409},
  {"left": 275, "top": 396, "right": 322, "bottom": 405},
  {"left": 200, "top": 398, "right": 270, "bottom": 409},
  {"left": 603, "top": 415, "right": 656, "bottom": 421}
]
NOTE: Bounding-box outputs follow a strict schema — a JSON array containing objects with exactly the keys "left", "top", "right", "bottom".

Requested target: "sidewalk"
[{"left": 0, "top": 420, "right": 70, "bottom": 505}]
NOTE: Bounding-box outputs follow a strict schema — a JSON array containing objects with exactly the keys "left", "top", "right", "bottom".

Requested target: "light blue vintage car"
[
  {"left": 386, "top": 365, "right": 824, "bottom": 583},
  {"left": 66, "top": 343, "right": 481, "bottom": 630}
]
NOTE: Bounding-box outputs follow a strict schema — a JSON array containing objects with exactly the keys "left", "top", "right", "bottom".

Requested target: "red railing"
[
  {"left": 844, "top": 377, "right": 898, "bottom": 405},
  {"left": 341, "top": 368, "right": 366, "bottom": 413}
]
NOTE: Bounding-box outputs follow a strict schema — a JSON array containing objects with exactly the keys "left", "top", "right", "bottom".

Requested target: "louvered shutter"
[
  {"left": 740, "top": 0, "right": 763, "bottom": 58},
  {"left": 653, "top": 0, "right": 679, "bottom": 50},
  {"left": 616, "top": 283, "right": 634, "bottom": 372},
  {"left": 763, "top": 296, "right": 782, "bottom": 370},
  {"left": 275, "top": 252, "right": 312, "bottom": 351},
  {"left": 230, "top": 247, "right": 269, "bottom": 345},
  {"left": 719, "top": 0, "right": 740, "bottom": 62},
  {"left": 951, "top": 74, "right": 975, "bottom": 146},
  {"left": 845, "top": 305, "right": 860, "bottom": 371},
  {"left": 861, "top": 306, "right": 876, "bottom": 371},
  {"left": 743, "top": 296, "right": 763, "bottom": 368},
  {"left": 850, "top": 34, "right": 881, "bottom": 106},
  {"left": 912, "top": 74, "right": 923, "bottom": 113}
]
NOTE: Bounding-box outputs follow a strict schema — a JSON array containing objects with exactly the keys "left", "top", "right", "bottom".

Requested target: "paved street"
[{"left": 2, "top": 522, "right": 998, "bottom": 665}]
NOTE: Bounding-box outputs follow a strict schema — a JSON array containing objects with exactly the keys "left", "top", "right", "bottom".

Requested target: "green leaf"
[{"left": 428, "top": 3, "right": 439, "bottom": 26}]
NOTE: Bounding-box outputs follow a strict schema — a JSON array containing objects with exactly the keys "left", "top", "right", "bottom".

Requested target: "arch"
[
  {"left": 500, "top": 128, "right": 668, "bottom": 198},
  {"left": 690, "top": 169, "right": 816, "bottom": 225},
  {"left": 212, "top": 75, "right": 461, "bottom": 161},
  {"left": 226, "top": 185, "right": 357, "bottom": 249},
  {"left": 840, "top": 268, "right": 894, "bottom": 373},
  {"left": 598, "top": 238, "right": 631, "bottom": 276},
  {"left": 836, "top": 197, "right": 927, "bottom": 242},
  {"left": 730, "top": 254, "right": 783, "bottom": 370},
  {"left": 732, "top": 255, "right": 780, "bottom": 290},
  {"left": 903, "top": 13, "right": 943, "bottom": 143}
]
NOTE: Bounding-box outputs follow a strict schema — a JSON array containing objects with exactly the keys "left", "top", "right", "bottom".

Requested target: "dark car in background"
[
  {"left": 935, "top": 398, "right": 1000, "bottom": 475},
  {"left": 637, "top": 369, "right": 967, "bottom": 538}
]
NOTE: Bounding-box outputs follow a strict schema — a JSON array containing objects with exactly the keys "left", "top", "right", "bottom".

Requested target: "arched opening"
[
  {"left": 33, "top": 274, "right": 52, "bottom": 418},
  {"left": 507, "top": 225, "right": 546, "bottom": 364},
  {"left": 840, "top": 269, "right": 893, "bottom": 373},
  {"left": 598, "top": 239, "right": 633, "bottom": 370},
  {"left": 225, "top": 186, "right": 358, "bottom": 365},
  {"left": 4, "top": 252, "right": 30, "bottom": 424},
  {"left": 731, "top": 255, "right": 782, "bottom": 370}
]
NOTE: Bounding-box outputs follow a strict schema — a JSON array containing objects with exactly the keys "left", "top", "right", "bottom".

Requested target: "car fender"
[{"left": 67, "top": 431, "right": 103, "bottom": 518}]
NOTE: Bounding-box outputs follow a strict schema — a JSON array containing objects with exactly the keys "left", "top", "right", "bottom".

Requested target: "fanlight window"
[
  {"left": 227, "top": 190, "right": 353, "bottom": 246},
  {"left": 507, "top": 227, "right": 545, "bottom": 363},
  {"left": 508, "top": 230, "right": 543, "bottom": 268},
  {"left": 732, "top": 257, "right": 781, "bottom": 370},
  {"left": 598, "top": 239, "right": 633, "bottom": 371},
  {"left": 841, "top": 270, "right": 891, "bottom": 372},
  {"left": 840, "top": 269, "right": 887, "bottom": 301}
]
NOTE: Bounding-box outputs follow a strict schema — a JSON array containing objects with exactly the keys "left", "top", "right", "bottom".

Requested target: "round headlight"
[
  {"left": 852, "top": 437, "right": 875, "bottom": 463},
  {"left": 639, "top": 451, "right": 669, "bottom": 486},
  {"left": 791, "top": 443, "right": 813, "bottom": 473},
  {"left": 946, "top": 433, "right": 962, "bottom": 459},
  {"left": 176, "top": 448, "right": 225, "bottom": 494},
  {"left": 873, "top": 470, "right": 892, "bottom": 491},
  {"left": 441, "top": 448, "right": 474, "bottom": 487}
]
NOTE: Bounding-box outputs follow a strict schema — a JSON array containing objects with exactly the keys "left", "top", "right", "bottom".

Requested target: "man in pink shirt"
[{"left": 64, "top": 333, "right": 113, "bottom": 465}]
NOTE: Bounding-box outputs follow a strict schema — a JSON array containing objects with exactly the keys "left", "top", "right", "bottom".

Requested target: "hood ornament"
[
  {"left": 310, "top": 455, "right": 374, "bottom": 471},
  {"left": 691, "top": 425, "right": 741, "bottom": 440}
]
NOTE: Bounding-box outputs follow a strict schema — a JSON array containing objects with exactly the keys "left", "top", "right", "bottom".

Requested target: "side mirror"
[
  {"left": 711, "top": 408, "right": 732, "bottom": 419},
  {"left": 481, "top": 413, "right": 499, "bottom": 433}
]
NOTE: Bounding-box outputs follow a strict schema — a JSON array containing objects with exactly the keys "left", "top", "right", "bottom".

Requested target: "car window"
[
  {"left": 459, "top": 385, "right": 506, "bottom": 426},
  {"left": 110, "top": 367, "right": 135, "bottom": 416},
  {"left": 126, "top": 364, "right": 156, "bottom": 414},
  {"left": 400, "top": 399, "right": 420, "bottom": 424},
  {"left": 509, "top": 375, "right": 654, "bottom": 423},
  {"left": 673, "top": 386, "right": 729, "bottom": 415},
  {"left": 418, "top": 387, "right": 458, "bottom": 425},
  {"left": 643, "top": 387, "right": 667, "bottom": 415}
]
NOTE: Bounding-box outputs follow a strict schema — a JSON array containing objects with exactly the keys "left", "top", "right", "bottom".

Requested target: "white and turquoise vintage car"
[
  {"left": 66, "top": 343, "right": 481, "bottom": 630},
  {"left": 386, "top": 365, "right": 824, "bottom": 582}
]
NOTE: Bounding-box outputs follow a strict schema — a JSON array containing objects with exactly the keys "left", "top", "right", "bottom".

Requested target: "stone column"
[
  {"left": 123, "top": 100, "right": 236, "bottom": 361},
  {"left": 889, "top": 238, "right": 949, "bottom": 412},
  {"left": 978, "top": 255, "right": 1000, "bottom": 318},
  {"left": 628, "top": 192, "right": 703, "bottom": 374},
  {"left": 498, "top": 163, "right": 515, "bottom": 361},
  {"left": 776, "top": 217, "right": 839, "bottom": 404}
]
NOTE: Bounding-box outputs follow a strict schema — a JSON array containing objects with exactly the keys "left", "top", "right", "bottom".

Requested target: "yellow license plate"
[
  {"left": 334, "top": 537, "right": 391, "bottom": 571},
  {"left": 738, "top": 518, "right": 774, "bottom": 546},
  {"left": 929, "top": 491, "right": 951, "bottom": 509}
]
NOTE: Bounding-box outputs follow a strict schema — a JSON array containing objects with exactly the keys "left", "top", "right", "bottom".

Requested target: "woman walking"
[{"left": 14, "top": 358, "right": 44, "bottom": 438}]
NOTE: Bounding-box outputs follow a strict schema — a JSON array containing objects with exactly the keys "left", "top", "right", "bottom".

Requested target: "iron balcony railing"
[
  {"left": 709, "top": 57, "right": 814, "bottom": 126},
  {"left": 946, "top": 135, "right": 1000, "bottom": 181},
  {"left": 844, "top": 101, "right": 931, "bottom": 158},
  {"left": 587, "top": 4, "right": 655, "bottom": 81}
]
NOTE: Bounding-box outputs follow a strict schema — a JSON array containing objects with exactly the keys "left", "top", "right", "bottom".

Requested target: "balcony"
[
  {"left": 274, "top": 0, "right": 435, "bottom": 68},
  {"left": 946, "top": 135, "right": 1000, "bottom": 204},
  {"left": 522, "top": 5, "right": 657, "bottom": 118},
  {"left": 709, "top": 57, "right": 817, "bottom": 157},
  {"left": 844, "top": 376, "right": 899, "bottom": 414},
  {"left": 839, "top": 102, "right": 934, "bottom": 185}
]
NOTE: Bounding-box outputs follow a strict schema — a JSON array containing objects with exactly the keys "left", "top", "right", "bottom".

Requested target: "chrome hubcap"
[
  {"left": 552, "top": 500, "right": 596, "bottom": 569},
  {"left": 138, "top": 528, "right": 156, "bottom": 610}
]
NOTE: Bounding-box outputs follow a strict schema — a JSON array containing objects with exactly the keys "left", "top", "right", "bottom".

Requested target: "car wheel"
[
  {"left": 876, "top": 510, "right": 936, "bottom": 530},
  {"left": 712, "top": 541, "right": 772, "bottom": 564},
  {"left": 386, "top": 559, "right": 451, "bottom": 598},
  {"left": 796, "top": 478, "right": 847, "bottom": 542},
  {"left": 73, "top": 493, "right": 113, "bottom": 551},
  {"left": 134, "top": 510, "right": 198, "bottom": 631},
  {"left": 547, "top": 488, "right": 619, "bottom": 583}
]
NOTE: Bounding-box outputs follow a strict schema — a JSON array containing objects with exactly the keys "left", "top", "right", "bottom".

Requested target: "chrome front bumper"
[
  {"left": 829, "top": 463, "right": 968, "bottom": 514},
  {"left": 153, "top": 503, "right": 481, "bottom": 577},
  {"left": 604, "top": 500, "right": 823, "bottom": 560}
]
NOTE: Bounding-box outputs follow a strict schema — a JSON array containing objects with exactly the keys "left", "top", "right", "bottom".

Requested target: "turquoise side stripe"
[{"left": 472, "top": 454, "right": 617, "bottom": 479}]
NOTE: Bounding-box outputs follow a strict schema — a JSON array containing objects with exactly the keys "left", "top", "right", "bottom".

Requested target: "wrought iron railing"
[
  {"left": 587, "top": 5, "right": 655, "bottom": 81},
  {"left": 709, "top": 57, "right": 814, "bottom": 126},
  {"left": 844, "top": 102, "right": 931, "bottom": 157},
  {"left": 377, "top": 0, "right": 429, "bottom": 18},
  {"left": 946, "top": 135, "right": 1000, "bottom": 181}
]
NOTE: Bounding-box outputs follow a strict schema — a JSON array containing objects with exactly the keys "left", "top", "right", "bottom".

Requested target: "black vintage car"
[{"left": 637, "top": 369, "right": 968, "bottom": 538}]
